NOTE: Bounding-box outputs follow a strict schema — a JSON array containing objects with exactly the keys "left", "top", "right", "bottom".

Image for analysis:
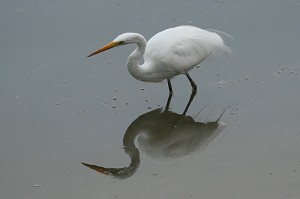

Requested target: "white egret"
[{"left": 88, "top": 25, "right": 231, "bottom": 94}]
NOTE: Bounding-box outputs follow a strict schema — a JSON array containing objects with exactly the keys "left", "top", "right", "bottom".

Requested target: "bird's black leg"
[
  {"left": 164, "top": 92, "right": 173, "bottom": 111},
  {"left": 182, "top": 91, "right": 196, "bottom": 116},
  {"left": 186, "top": 73, "right": 197, "bottom": 93},
  {"left": 167, "top": 79, "right": 174, "bottom": 95}
]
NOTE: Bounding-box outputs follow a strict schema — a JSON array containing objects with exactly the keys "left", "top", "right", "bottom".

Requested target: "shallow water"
[{"left": 1, "top": 0, "right": 300, "bottom": 198}]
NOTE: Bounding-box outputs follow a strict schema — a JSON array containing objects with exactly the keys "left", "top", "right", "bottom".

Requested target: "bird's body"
[
  {"left": 88, "top": 25, "right": 230, "bottom": 93},
  {"left": 142, "top": 26, "right": 226, "bottom": 81}
]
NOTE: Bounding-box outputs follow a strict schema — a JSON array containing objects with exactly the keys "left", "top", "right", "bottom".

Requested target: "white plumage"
[{"left": 88, "top": 25, "right": 231, "bottom": 93}]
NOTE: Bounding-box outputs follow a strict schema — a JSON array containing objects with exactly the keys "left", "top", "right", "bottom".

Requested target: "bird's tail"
[
  {"left": 206, "top": 29, "right": 235, "bottom": 40},
  {"left": 207, "top": 29, "right": 234, "bottom": 56}
]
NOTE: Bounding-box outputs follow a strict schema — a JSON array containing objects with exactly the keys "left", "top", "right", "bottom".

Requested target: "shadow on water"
[{"left": 82, "top": 93, "right": 227, "bottom": 179}]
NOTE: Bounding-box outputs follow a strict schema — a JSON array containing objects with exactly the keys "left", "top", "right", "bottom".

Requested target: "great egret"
[{"left": 88, "top": 25, "right": 231, "bottom": 94}]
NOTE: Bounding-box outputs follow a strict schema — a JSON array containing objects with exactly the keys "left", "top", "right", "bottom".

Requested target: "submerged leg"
[
  {"left": 182, "top": 90, "right": 197, "bottom": 116},
  {"left": 186, "top": 73, "right": 197, "bottom": 93},
  {"left": 164, "top": 92, "right": 173, "bottom": 111},
  {"left": 167, "top": 79, "right": 174, "bottom": 95}
]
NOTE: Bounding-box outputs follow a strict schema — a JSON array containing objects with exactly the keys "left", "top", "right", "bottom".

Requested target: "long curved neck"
[
  {"left": 81, "top": 125, "right": 141, "bottom": 179},
  {"left": 127, "top": 35, "right": 148, "bottom": 81}
]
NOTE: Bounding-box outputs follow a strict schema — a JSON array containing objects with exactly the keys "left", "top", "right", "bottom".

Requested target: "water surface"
[{"left": 1, "top": 0, "right": 300, "bottom": 198}]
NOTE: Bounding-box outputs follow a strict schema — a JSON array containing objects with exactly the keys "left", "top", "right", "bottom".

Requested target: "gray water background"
[{"left": 1, "top": 0, "right": 300, "bottom": 198}]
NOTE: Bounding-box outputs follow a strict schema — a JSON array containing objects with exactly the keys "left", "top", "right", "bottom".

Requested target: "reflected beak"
[
  {"left": 87, "top": 41, "right": 121, "bottom": 57},
  {"left": 81, "top": 162, "right": 111, "bottom": 176}
]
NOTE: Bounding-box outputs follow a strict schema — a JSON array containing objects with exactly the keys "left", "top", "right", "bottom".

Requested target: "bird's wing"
[{"left": 144, "top": 26, "right": 227, "bottom": 74}]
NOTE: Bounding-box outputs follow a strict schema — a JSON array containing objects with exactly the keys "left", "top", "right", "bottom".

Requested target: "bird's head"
[{"left": 87, "top": 33, "right": 144, "bottom": 57}]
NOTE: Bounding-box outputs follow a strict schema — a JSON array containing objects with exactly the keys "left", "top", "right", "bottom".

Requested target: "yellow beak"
[{"left": 87, "top": 41, "right": 121, "bottom": 57}]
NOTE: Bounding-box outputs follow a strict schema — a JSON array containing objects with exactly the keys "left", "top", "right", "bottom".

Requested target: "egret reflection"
[{"left": 82, "top": 94, "right": 226, "bottom": 179}]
